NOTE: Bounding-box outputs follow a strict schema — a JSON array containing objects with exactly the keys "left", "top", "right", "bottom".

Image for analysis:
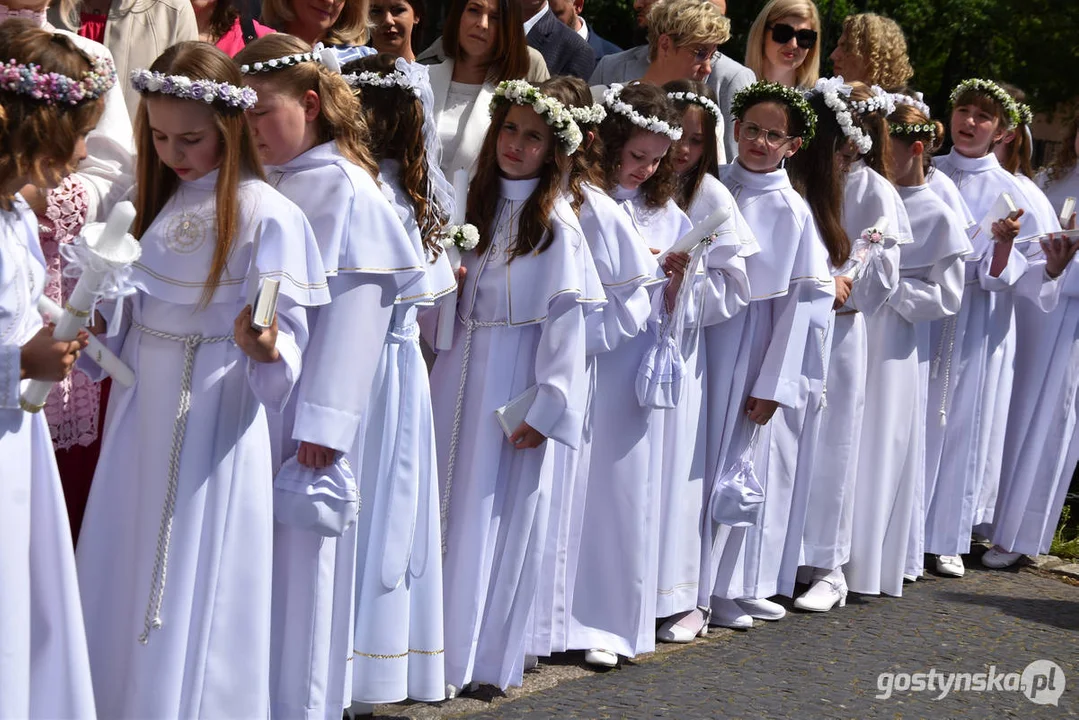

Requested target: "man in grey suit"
[
  {"left": 521, "top": 0, "right": 596, "bottom": 79},
  {"left": 589, "top": 0, "right": 753, "bottom": 160},
  {"left": 550, "top": 0, "right": 621, "bottom": 62}
]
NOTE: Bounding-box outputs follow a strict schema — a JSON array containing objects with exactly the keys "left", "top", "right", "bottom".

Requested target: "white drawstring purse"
[
  {"left": 709, "top": 424, "right": 765, "bottom": 527},
  {"left": 273, "top": 455, "right": 360, "bottom": 537}
]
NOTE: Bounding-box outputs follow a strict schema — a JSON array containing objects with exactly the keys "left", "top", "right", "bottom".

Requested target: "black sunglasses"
[{"left": 767, "top": 22, "right": 818, "bottom": 50}]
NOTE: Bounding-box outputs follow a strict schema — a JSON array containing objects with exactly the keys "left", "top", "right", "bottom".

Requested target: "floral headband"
[
  {"left": 667, "top": 90, "right": 721, "bottom": 124},
  {"left": 889, "top": 121, "right": 936, "bottom": 142},
  {"left": 1017, "top": 102, "right": 1033, "bottom": 126},
  {"left": 890, "top": 91, "right": 931, "bottom": 118},
  {"left": 239, "top": 44, "right": 340, "bottom": 75},
  {"left": 811, "top": 76, "right": 871, "bottom": 155},
  {"left": 569, "top": 102, "right": 606, "bottom": 126},
  {"left": 603, "top": 83, "right": 682, "bottom": 141},
  {"left": 491, "top": 79, "right": 583, "bottom": 155},
  {"left": 342, "top": 68, "right": 422, "bottom": 98},
  {"left": 0, "top": 54, "right": 115, "bottom": 105},
  {"left": 849, "top": 84, "right": 896, "bottom": 117},
  {"left": 130, "top": 69, "right": 257, "bottom": 110},
  {"left": 949, "top": 78, "right": 1021, "bottom": 130},
  {"left": 731, "top": 80, "right": 817, "bottom": 146}
]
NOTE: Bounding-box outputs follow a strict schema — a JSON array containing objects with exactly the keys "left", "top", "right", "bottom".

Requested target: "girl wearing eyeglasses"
[
  {"left": 744, "top": 0, "right": 821, "bottom": 88},
  {"left": 829, "top": 13, "right": 912, "bottom": 92}
]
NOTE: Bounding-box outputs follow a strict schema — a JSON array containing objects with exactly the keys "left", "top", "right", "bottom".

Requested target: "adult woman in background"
[
  {"left": 192, "top": 0, "right": 273, "bottom": 56},
  {"left": 428, "top": 0, "right": 532, "bottom": 177},
  {"left": 744, "top": 0, "right": 820, "bottom": 88},
  {"left": 51, "top": 0, "right": 197, "bottom": 117},
  {"left": 262, "top": 0, "right": 367, "bottom": 47},
  {"left": 829, "top": 12, "right": 912, "bottom": 92},
  {"left": 369, "top": 0, "right": 422, "bottom": 60}
]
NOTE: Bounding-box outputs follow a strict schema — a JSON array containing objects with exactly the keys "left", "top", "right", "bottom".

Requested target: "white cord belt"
[
  {"left": 131, "top": 321, "right": 234, "bottom": 645},
  {"left": 439, "top": 317, "right": 507, "bottom": 553}
]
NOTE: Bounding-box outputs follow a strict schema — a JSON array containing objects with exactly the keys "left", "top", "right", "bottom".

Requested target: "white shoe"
[
  {"left": 445, "top": 684, "right": 460, "bottom": 700},
  {"left": 794, "top": 576, "right": 847, "bottom": 612},
  {"left": 935, "top": 555, "right": 966, "bottom": 577},
  {"left": 524, "top": 654, "right": 539, "bottom": 671},
  {"left": 584, "top": 648, "right": 618, "bottom": 667},
  {"left": 982, "top": 546, "right": 1023, "bottom": 569},
  {"left": 348, "top": 702, "right": 376, "bottom": 718},
  {"left": 657, "top": 606, "right": 710, "bottom": 643},
  {"left": 710, "top": 598, "right": 754, "bottom": 629},
  {"left": 736, "top": 597, "right": 786, "bottom": 621}
]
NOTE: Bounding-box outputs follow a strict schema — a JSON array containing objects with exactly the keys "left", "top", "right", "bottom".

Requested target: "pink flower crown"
[{"left": 0, "top": 54, "right": 116, "bottom": 105}]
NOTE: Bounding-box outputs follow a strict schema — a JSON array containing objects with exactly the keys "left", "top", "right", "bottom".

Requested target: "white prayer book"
[
  {"left": 1060, "top": 196, "right": 1075, "bottom": 227},
  {"left": 495, "top": 385, "right": 538, "bottom": 439},
  {"left": 251, "top": 278, "right": 280, "bottom": 330}
]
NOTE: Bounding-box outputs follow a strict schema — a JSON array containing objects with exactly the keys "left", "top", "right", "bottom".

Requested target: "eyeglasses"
[
  {"left": 767, "top": 22, "right": 818, "bottom": 50},
  {"left": 740, "top": 121, "right": 793, "bottom": 148},
  {"left": 685, "top": 44, "right": 718, "bottom": 64}
]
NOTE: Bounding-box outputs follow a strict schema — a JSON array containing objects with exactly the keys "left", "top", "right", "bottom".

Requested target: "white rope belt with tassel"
[
  {"left": 131, "top": 320, "right": 234, "bottom": 645},
  {"left": 439, "top": 317, "right": 508, "bottom": 554}
]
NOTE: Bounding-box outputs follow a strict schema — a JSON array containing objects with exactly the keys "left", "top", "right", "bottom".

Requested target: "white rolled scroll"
[
  {"left": 21, "top": 201, "right": 140, "bottom": 412},
  {"left": 656, "top": 204, "right": 732, "bottom": 263},
  {"left": 435, "top": 169, "right": 470, "bottom": 351}
]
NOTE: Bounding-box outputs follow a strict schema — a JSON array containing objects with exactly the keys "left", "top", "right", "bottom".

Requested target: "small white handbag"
[
  {"left": 709, "top": 425, "right": 765, "bottom": 528},
  {"left": 273, "top": 455, "right": 360, "bottom": 537}
]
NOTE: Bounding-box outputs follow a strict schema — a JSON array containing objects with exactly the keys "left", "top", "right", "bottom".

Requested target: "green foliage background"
[{"left": 587, "top": 0, "right": 1079, "bottom": 121}]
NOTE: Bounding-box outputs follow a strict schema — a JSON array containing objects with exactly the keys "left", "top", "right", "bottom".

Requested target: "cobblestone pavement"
[{"left": 367, "top": 551, "right": 1078, "bottom": 719}]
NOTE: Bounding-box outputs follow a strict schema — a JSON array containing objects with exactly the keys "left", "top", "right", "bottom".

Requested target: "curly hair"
[
  {"left": 133, "top": 42, "right": 265, "bottom": 308},
  {"left": 343, "top": 54, "right": 446, "bottom": 258},
  {"left": 539, "top": 76, "right": 604, "bottom": 214},
  {"left": 234, "top": 34, "right": 379, "bottom": 180},
  {"left": 598, "top": 82, "right": 680, "bottom": 209},
  {"left": 787, "top": 90, "right": 849, "bottom": 268},
  {"left": 1045, "top": 116, "right": 1079, "bottom": 184},
  {"left": 839, "top": 13, "right": 913, "bottom": 92},
  {"left": 744, "top": 0, "right": 821, "bottom": 88},
  {"left": 0, "top": 20, "right": 104, "bottom": 211},
  {"left": 647, "top": 0, "right": 731, "bottom": 63},
  {"left": 848, "top": 81, "right": 894, "bottom": 182},
  {"left": 468, "top": 101, "right": 571, "bottom": 259},
  {"left": 664, "top": 79, "right": 719, "bottom": 212}
]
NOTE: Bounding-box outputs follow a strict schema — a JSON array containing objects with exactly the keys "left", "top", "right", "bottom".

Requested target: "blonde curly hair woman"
[{"left": 829, "top": 12, "right": 913, "bottom": 91}]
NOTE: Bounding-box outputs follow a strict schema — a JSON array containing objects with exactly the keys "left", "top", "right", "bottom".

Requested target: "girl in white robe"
[
  {"left": 341, "top": 53, "right": 457, "bottom": 708},
  {"left": 235, "top": 38, "right": 428, "bottom": 720},
  {"left": 982, "top": 119, "right": 1079, "bottom": 569},
  {"left": 700, "top": 81, "right": 833, "bottom": 631},
  {"left": 522, "top": 78, "right": 659, "bottom": 669},
  {"left": 76, "top": 43, "right": 330, "bottom": 720},
  {"left": 430, "top": 80, "right": 604, "bottom": 692},
  {"left": 923, "top": 79, "right": 1060, "bottom": 580},
  {"left": 0, "top": 22, "right": 103, "bottom": 717}
]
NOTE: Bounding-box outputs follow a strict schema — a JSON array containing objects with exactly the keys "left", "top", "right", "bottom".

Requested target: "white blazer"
[{"left": 429, "top": 59, "right": 496, "bottom": 179}]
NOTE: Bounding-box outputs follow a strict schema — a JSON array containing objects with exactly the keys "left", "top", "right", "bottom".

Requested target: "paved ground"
[{"left": 365, "top": 549, "right": 1078, "bottom": 719}]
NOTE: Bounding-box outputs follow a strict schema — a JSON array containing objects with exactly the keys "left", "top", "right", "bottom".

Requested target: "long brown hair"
[
  {"left": 998, "top": 82, "right": 1034, "bottom": 178},
  {"left": 344, "top": 53, "right": 446, "bottom": 257},
  {"left": 849, "top": 81, "right": 894, "bottom": 183},
  {"left": 788, "top": 90, "right": 848, "bottom": 267},
  {"left": 539, "top": 76, "right": 604, "bottom": 214},
  {"left": 1046, "top": 116, "right": 1079, "bottom": 184},
  {"left": 887, "top": 102, "right": 944, "bottom": 173},
  {"left": 132, "top": 42, "right": 264, "bottom": 307},
  {"left": 467, "top": 101, "right": 570, "bottom": 259},
  {"left": 0, "top": 20, "right": 104, "bottom": 211},
  {"left": 598, "top": 82, "right": 680, "bottom": 209},
  {"left": 234, "top": 35, "right": 378, "bottom": 179},
  {"left": 664, "top": 79, "right": 720, "bottom": 212},
  {"left": 442, "top": 0, "right": 529, "bottom": 83}
]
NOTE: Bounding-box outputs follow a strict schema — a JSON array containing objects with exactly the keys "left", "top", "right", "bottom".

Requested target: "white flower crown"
[
  {"left": 491, "top": 79, "right": 583, "bottom": 155},
  {"left": 813, "top": 76, "right": 872, "bottom": 155},
  {"left": 239, "top": 44, "right": 341, "bottom": 75},
  {"left": 849, "top": 84, "right": 896, "bottom": 117},
  {"left": 342, "top": 68, "right": 422, "bottom": 98},
  {"left": 130, "top": 69, "right": 257, "bottom": 110},
  {"left": 569, "top": 103, "right": 606, "bottom": 126},
  {"left": 667, "top": 90, "right": 721, "bottom": 124},
  {"left": 603, "top": 83, "right": 682, "bottom": 141},
  {"left": 890, "top": 91, "right": 931, "bottom": 118}
]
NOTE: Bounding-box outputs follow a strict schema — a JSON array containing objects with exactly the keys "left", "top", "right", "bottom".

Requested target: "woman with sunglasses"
[
  {"left": 829, "top": 13, "right": 912, "bottom": 92},
  {"left": 744, "top": 0, "right": 821, "bottom": 88}
]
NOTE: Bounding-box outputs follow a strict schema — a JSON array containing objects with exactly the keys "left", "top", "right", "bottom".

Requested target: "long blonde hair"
[
  {"left": 234, "top": 34, "right": 378, "bottom": 179},
  {"left": 132, "top": 42, "right": 265, "bottom": 308},
  {"left": 744, "top": 0, "right": 821, "bottom": 88}
]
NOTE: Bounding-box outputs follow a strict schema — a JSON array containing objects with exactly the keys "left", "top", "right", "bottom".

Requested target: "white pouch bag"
[
  {"left": 709, "top": 425, "right": 765, "bottom": 527},
  {"left": 273, "top": 455, "right": 360, "bottom": 537}
]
